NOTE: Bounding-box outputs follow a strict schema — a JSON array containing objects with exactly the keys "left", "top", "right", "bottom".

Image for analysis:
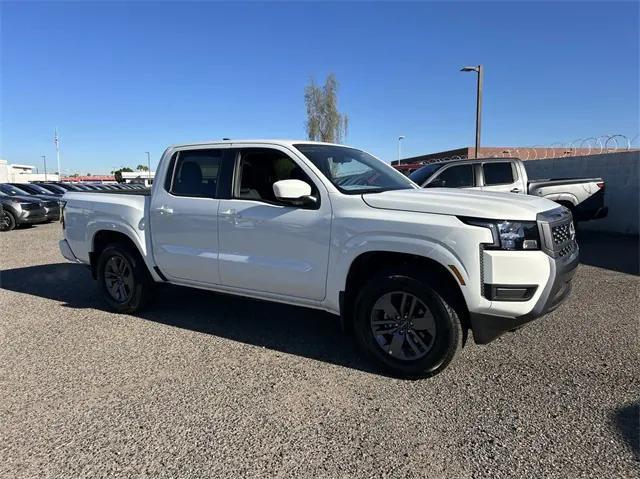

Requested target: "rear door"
[
  {"left": 480, "top": 161, "right": 524, "bottom": 194},
  {"left": 149, "top": 146, "right": 232, "bottom": 284}
]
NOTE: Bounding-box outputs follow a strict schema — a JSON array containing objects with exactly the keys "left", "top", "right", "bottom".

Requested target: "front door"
[
  {"left": 218, "top": 146, "right": 331, "bottom": 301},
  {"left": 424, "top": 163, "right": 480, "bottom": 190},
  {"left": 149, "top": 146, "right": 231, "bottom": 284}
]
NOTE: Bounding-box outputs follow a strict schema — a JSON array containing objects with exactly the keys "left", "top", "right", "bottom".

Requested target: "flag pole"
[{"left": 55, "top": 128, "right": 61, "bottom": 180}]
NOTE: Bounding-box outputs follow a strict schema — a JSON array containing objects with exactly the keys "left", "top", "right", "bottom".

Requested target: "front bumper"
[
  {"left": 18, "top": 208, "right": 47, "bottom": 224},
  {"left": 470, "top": 248, "right": 578, "bottom": 344},
  {"left": 59, "top": 239, "right": 81, "bottom": 263},
  {"left": 469, "top": 207, "right": 579, "bottom": 344},
  {"left": 44, "top": 205, "right": 61, "bottom": 221}
]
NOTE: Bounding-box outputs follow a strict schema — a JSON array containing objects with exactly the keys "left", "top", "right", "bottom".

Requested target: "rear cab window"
[
  {"left": 165, "top": 149, "right": 231, "bottom": 199},
  {"left": 483, "top": 162, "right": 516, "bottom": 185}
]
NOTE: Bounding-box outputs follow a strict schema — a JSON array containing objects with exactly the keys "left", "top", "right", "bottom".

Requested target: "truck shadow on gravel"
[
  {"left": 577, "top": 231, "right": 639, "bottom": 275},
  {"left": 612, "top": 401, "right": 640, "bottom": 461},
  {"left": 0, "top": 262, "right": 382, "bottom": 375}
]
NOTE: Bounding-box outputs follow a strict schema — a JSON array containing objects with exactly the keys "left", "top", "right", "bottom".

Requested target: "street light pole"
[
  {"left": 461, "top": 65, "right": 483, "bottom": 158},
  {"left": 41, "top": 155, "right": 47, "bottom": 181},
  {"left": 397, "top": 136, "right": 405, "bottom": 163}
]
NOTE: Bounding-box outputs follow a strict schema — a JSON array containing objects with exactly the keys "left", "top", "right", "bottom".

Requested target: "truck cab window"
[
  {"left": 430, "top": 164, "right": 474, "bottom": 187},
  {"left": 170, "top": 149, "right": 223, "bottom": 198},
  {"left": 236, "top": 149, "right": 315, "bottom": 202},
  {"left": 483, "top": 162, "right": 514, "bottom": 185}
]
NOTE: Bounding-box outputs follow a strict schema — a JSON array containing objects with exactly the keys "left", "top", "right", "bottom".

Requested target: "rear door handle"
[
  {"left": 155, "top": 206, "right": 173, "bottom": 215},
  {"left": 510, "top": 188, "right": 521, "bottom": 193}
]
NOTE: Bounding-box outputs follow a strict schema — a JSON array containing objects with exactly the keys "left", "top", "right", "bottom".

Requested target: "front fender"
[{"left": 326, "top": 230, "right": 481, "bottom": 314}]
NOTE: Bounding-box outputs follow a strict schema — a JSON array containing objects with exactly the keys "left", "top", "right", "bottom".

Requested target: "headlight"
[{"left": 459, "top": 217, "right": 540, "bottom": 250}]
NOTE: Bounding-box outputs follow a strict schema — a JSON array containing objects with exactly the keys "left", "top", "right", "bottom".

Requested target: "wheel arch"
[
  {"left": 340, "top": 250, "right": 469, "bottom": 333},
  {"left": 90, "top": 229, "right": 155, "bottom": 280},
  {"left": 543, "top": 192, "right": 579, "bottom": 207}
]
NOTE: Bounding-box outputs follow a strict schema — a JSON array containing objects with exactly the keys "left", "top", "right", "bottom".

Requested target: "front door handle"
[
  {"left": 510, "top": 188, "right": 521, "bottom": 193},
  {"left": 155, "top": 206, "right": 174, "bottom": 215},
  {"left": 219, "top": 208, "right": 238, "bottom": 217}
]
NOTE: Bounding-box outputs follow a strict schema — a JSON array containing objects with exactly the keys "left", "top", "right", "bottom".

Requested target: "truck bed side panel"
[{"left": 63, "top": 192, "right": 149, "bottom": 265}]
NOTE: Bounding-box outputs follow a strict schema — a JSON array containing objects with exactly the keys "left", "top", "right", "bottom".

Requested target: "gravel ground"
[{"left": 1, "top": 222, "right": 638, "bottom": 478}]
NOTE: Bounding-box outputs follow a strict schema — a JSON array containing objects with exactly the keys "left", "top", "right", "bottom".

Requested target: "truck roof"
[
  {"left": 167, "top": 139, "right": 349, "bottom": 149},
  {"left": 398, "top": 156, "right": 522, "bottom": 169}
]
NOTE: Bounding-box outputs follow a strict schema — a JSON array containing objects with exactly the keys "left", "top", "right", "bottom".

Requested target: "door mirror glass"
[{"left": 273, "top": 179, "right": 312, "bottom": 200}]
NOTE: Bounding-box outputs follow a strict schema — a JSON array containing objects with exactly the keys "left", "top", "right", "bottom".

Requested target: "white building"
[
  {"left": 120, "top": 171, "right": 155, "bottom": 187},
  {"left": 0, "top": 160, "right": 60, "bottom": 183}
]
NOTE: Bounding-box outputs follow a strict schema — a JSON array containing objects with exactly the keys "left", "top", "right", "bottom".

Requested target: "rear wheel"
[
  {"left": 0, "top": 210, "right": 16, "bottom": 232},
  {"left": 353, "top": 268, "right": 464, "bottom": 379},
  {"left": 97, "top": 243, "right": 153, "bottom": 313}
]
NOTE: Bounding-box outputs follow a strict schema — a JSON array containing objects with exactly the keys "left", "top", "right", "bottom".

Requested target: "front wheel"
[
  {"left": 353, "top": 269, "right": 464, "bottom": 379},
  {"left": 0, "top": 210, "right": 16, "bottom": 232},
  {"left": 97, "top": 243, "right": 153, "bottom": 313}
]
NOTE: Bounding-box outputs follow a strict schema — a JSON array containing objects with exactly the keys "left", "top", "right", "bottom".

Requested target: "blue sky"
[{"left": 2, "top": 1, "right": 638, "bottom": 174}]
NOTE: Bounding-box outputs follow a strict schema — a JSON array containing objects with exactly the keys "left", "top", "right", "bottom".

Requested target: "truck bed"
[{"left": 528, "top": 177, "right": 603, "bottom": 187}]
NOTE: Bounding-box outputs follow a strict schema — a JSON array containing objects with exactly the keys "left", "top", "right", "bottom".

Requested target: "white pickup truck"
[
  {"left": 405, "top": 157, "right": 608, "bottom": 222},
  {"left": 59, "top": 140, "right": 578, "bottom": 378}
]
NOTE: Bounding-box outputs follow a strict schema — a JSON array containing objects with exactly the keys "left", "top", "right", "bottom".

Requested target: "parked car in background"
[
  {"left": 33, "top": 183, "right": 68, "bottom": 195},
  {"left": 59, "top": 140, "right": 578, "bottom": 378},
  {"left": 0, "top": 192, "right": 47, "bottom": 231},
  {"left": 9, "top": 182, "right": 63, "bottom": 197},
  {"left": 0, "top": 184, "right": 61, "bottom": 221},
  {"left": 405, "top": 157, "right": 607, "bottom": 222}
]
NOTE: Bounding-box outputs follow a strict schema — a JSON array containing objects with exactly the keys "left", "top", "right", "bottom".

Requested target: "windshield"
[
  {"left": 0, "top": 184, "right": 30, "bottom": 196},
  {"left": 408, "top": 163, "right": 447, "bottom": 185},
  {"left": 294, "top": 144, "right": 415, "bottom": 194}
]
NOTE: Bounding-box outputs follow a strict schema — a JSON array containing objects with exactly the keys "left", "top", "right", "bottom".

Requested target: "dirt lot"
[{"left": 1, "top": 222, "right": 638, "bottom": 478}]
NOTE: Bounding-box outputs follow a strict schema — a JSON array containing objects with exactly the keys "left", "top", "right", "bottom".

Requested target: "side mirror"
[{"left": 273, "top": 179, "right": 316, "bottom": 206}]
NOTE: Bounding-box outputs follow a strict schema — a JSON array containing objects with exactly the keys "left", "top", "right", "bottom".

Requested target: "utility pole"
[
  {"left": 460, "top": 65, "right": 483, "bottom": 158},
  {"left": 41, "top": 155, "right": 47, "bottom": 181}
]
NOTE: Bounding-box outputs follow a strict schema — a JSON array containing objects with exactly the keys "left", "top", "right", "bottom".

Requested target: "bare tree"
[{"left": 304, "top": 74, "right": 348, "bottom": 143}]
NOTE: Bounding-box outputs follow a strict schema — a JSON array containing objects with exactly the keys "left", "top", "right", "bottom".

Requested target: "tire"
[
  {"left": 0, "top": 209, "right": 16, "bottom": 232},
  {"left": 353, "top": 268, "right": 464, "bottom": 379},
  {"left": 97, "top": 243, "right": 153, "bottom": 313}
]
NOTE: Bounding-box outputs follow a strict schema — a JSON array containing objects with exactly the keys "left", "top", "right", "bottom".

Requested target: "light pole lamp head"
[
  {"left": 460, "top": 66, "right": 480, "bottom": 72},
  {"left": 398, "top": 135, "right": 405, "bottom": 140}
]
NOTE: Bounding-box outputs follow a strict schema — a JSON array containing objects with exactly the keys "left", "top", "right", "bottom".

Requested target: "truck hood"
[{"left": 362, "top": 188, "right": 557, "bottom": 221}]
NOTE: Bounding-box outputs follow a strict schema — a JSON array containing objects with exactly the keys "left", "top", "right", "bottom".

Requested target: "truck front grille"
[
  {"left": 552, "top": 223, "right": 572, "bottom": 245},
  {"left": 537, "top": 207, "right": 578, "bottom": 259},
  {"left": 558, "top": 241, "right": 576, "bottom": 258}
]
